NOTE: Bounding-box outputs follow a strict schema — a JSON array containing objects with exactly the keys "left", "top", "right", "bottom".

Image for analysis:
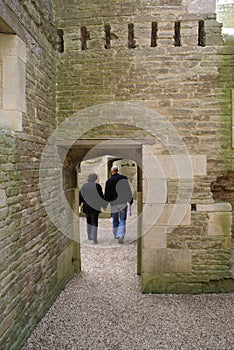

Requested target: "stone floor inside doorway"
[{"left": 22, "top": 205, "right": 234, "bottom": 350}]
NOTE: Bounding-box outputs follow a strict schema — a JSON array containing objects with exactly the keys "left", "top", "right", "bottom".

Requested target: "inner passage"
[{"left": 78, "top": 156, "right": 138, "bottom": 246}]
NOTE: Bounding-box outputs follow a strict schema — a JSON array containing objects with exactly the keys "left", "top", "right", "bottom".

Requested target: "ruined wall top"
[
  {"left": 217, "top": 0, "right": 234, "bottom": 32},
  {"left": 182, "top": 0, "right": 216, "bottom": 13},
  {"left": 53, "top": 0, "right": 216, "bottom": 14}
]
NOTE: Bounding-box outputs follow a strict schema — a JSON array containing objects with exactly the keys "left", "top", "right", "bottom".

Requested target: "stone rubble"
[{"left": 22, "top": 241, "right": 234, "bottom": 350}]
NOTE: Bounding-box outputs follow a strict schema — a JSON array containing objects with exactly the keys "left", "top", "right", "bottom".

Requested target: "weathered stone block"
[
  {"left": 142, "top": 177, "right": 167, "bottom": 204},
  {"left": 57, "top": 243, "right": 74, "bottom": 285},
  {"left": 182, "top": 0, "right": 216, "bottom": 14},
  {"left": 142, "top": 203, "right": 191, "bottom": 227},
  {"left": 142, "top": 226, "right": 167, "bottom": 249},
  {"left": 208, "top": 211, "right": 232, "bottom": 236},
  {"left": 0, "top": 34, "right": 26, "bottom": 62},
  {"left": 0, "top": 207, "right": 8, "bottom": 221},
  {"left": 141, "top": 273, "right": 165, "bottom": 293},
  {"left": 0, "top": 110, "right": 23, "bottom": 132},
  {"left": 143, "top": 155, "right": 206, "bottom": 180},
  {"left": 142, "top": 248, "right": 192, "bottom": 274},
  {"left": 197, "top": 202, "right": 232, "bottom": 212},
  {"left": 2, "top": 55, "right": 26, "bottom": 113},
  {"left": 0, "top": 190, "right": 6, "bottom": 209}
]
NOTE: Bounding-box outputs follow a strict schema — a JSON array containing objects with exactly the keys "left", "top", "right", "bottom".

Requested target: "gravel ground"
[{"left": 22, "top": 215, "right": 234, "bottom": 350}]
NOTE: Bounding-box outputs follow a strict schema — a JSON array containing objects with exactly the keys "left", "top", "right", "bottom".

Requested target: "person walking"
[
  {"left": 79, "top": 173, "right": 105, "bottom": 244},
  {"left": 104, "top": 165, "right": 133, "bottom": 244}
]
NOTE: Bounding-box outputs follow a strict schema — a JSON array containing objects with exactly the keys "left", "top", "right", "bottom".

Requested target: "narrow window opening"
[
  {"left": 151, "top": 22, "right": 158, "bottom": 47},
  {"left": 191, "top": 204, "right": 197, "bottom": 211},
  {"left": 56, "top": 29, "right": 64, "bottom": 53},
  {"left": 104, "top": 24, "right": 111, "bottom": 49},
  {"left": 198, "top": 20, "right": 206, "bottom": 47},
  {"left": 81, "top": 26, "right": 90, "bottom": 50},
  {"left": 174, "top": 21, "right": 181, "bottom": 47},
  {"left": 128, "top": 23, "right": 136, "bottom": 49}
]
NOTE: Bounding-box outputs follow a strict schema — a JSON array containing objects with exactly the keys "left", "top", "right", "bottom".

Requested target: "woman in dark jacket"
[{"left": 79, "top": 173, "right": 105, "bottom": 244}]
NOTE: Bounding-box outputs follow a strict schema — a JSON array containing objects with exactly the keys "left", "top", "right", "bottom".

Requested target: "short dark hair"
[{"left": 87, "top": 173, "right": 97, "bottom": 182}]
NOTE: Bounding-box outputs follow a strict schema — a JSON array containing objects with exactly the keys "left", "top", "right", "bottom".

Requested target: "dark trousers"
[{"left": 86, "top": 212, "right": 99, "bottom": 241}]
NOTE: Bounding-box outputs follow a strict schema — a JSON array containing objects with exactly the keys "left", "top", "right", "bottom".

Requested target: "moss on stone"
[{"left": 142, "top": 275, "right": 234, "bottom": 294}]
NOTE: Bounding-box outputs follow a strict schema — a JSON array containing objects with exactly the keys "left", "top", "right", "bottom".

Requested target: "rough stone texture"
[
  {"left": 54, "top": 0, "right": 234, "bottom": 296},
  {"left": 0, "top": 1, "right": 234, "bottom": 349},
  {"left": 0, "top": 57, "right": 2, "bottom": 109},
  {"left": 0, "top": 1, "right": 77, "bottom": 350},
  {"left": 217, "top": 0, "right": 234, "bottom": 29},
  {"left": 182, "top": 0, "right": 216, "bottom": 14},
  {"left": 212, "top": 171, "right": 234, "bottom": 231}
]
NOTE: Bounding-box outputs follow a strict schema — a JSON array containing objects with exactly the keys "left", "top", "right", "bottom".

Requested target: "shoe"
[
  {"left": 115, "top": 236, "right": 120, "bottom": 239},
  {"left": 118, "top": 237, "right": 123, "bottom": 244},
  {"left": 93, "top": 240, "right": 98, "bottom": 244}
]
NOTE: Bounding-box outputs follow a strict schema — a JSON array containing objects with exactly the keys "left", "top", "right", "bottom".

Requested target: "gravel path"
[{"left": 22, "top": 215, "right": 234, "bottom": 350}]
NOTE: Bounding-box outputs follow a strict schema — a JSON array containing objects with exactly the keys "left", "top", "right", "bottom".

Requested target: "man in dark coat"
[
  {"left": 104, "top": 165, "right": 133, "bottom": 244},
  {"left": 79, "top": 173, "right": 105, "bottom": 244}
]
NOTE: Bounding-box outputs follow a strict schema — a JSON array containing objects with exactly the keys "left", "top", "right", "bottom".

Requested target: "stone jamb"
[
  {"left": 0, "top": 33, "right": 26, "bottom": 131},
  {"left": 232, "top": 89, "right": 234, "bottom": 148}
]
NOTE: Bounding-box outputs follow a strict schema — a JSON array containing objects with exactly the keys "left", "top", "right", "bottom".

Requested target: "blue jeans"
[{"left": 111, "top": 205, "right": 127, "bottom": 239}]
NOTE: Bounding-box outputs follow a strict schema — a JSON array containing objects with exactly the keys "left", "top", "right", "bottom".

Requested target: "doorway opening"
[
  {"left": 62, "top": 138, "right": 148, "bottom": 280},
  {"left": 76, "top": 142, "right": 143, "bottom": 277},
  {"left": 78, "top": 155, "right": 138, "bottom": 241}
]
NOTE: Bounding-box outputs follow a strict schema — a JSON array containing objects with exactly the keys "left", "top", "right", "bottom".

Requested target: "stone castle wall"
[
  {"left": 0, "top": 1, "right": 77, "bottom": 349},
  {"left": 217, "top": 0, "right": 234, "bottom": 29},
  {"left": 54, "top": 0, "right": 234, "bottom": 293},
  {"left": 0, "top": 0, "right": 234, "bottom": 349}
]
